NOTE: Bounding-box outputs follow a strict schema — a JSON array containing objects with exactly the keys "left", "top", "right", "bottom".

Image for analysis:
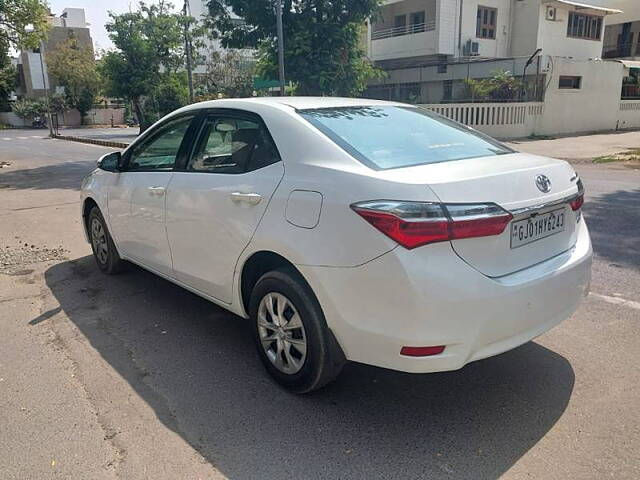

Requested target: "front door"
[
  {"left": 166, "top": 112, "right": 284, "bottom": 303},
  {"left": 108, "top": 114, "right": 196, "bottom": 275}
]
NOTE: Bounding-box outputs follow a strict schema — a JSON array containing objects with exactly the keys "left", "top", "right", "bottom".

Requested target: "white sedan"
[{"left": 80, "top": 97, "right": 592, "bottom": 393}]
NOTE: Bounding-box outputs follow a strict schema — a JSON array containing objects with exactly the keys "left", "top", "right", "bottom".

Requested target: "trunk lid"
[{"left": 378, "top": 153, "right": 581, "bottom": 277}]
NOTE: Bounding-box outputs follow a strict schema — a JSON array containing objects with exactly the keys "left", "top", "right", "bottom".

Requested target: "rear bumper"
[{"left": 298, "top": 219, "right": 592, "bottom": 373}]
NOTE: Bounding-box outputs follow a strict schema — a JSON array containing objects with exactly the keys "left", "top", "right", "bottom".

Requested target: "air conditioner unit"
[
  {"left": 463, "top": 39, "right": 480, "bottom": 56},
  {"left": 546, "top": 6, "right": 557, "bottom": 21}
]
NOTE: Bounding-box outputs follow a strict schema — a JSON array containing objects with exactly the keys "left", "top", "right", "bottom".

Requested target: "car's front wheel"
[
  {"left": 250, "top": 268, "right": 345, "bottom": 393},
  {"left": 88, "top": 206, "right": 126, "bottom": 274}
]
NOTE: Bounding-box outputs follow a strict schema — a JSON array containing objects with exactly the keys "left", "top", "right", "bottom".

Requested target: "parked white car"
[{"left": 80, "top": 97, "right": 592, "bottom": 393}]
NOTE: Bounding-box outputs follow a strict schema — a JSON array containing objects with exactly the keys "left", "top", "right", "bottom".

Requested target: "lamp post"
[{"left": 275, "top": 0, "right": 285, "bottom": 96}]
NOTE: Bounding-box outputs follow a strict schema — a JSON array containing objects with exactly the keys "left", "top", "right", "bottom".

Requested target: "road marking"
[
  {"left": 30, "top": 136, "right": 41, "bottom": 139},
  {"left": 590, "top": 293, "right": 640, "bottom": 310},
  {"left": 1, "top": 138, "right": 12, "bottom": 141},
  {"left": 16, "top": 136, "right": 28, "bottom": 139}
]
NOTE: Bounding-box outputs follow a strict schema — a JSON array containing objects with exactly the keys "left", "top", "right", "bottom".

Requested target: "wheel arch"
[
  {"left": 238, "top": 250, "right": 306, "bottom": 317},
  {"left": 82, "top": 197, "right": 99, "bottom": 242}
]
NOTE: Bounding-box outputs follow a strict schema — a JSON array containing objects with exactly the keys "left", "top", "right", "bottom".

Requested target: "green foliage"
[
  {"left": 49, "top": 93, "right": 69, "bottom": 114},
  {"left": 463, "top": 69, "right": 522, "bottom": 102},
  {"left": 100, "top": 1, "right": 192, "bottom": 131},
  {"left": 0, "top": 0, "right": 49, "bottom": 57},
  {"left": 0, "top": 56, "right": 17, "bottom": 110},
  {"left": 12, "top": 98, "right": 47, "bottom": 120},
  {"left": 205, "top": 0, "right": 382, "bottom": 96},
  {"left": 196, "top": 48, "right": 255, "bottom": 99},
  {"left": 47, "top": 35, "right": 99, "bottom": 123},
  {"left": 143, "top": 72, "right": 189, "bottom": 123}
]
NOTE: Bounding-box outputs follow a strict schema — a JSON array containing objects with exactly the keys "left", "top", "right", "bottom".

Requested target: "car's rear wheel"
[
  {"left": 250, "top": 268, "right": 345, "bottom": 393},
  {"left": 88, "top": 206, "right": 126, "bottom": 274}
]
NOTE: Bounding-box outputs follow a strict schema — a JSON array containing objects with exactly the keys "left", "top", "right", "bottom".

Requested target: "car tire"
[
  {"left": 250, "top": 267, "right": 345, "bottom": 394},
  {"left": 88, "top": 206, "right": 126, "bottom": 275}
]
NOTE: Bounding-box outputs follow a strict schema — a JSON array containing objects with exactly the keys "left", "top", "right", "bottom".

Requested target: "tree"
[
  {"left": 204, "top": 0, "right": 382, "bottom": 96},
  {"left": 100, "top": 1, "right": 193, "bottom": 131},
  {"left": 46, "top": 35, "right": 99, "bottom": 124},
  {"left": 0, "top": 56, "right": 17, "bottom": 110},
  {"left": 196, "top": 47, "right": 255, "bottom": 99},
  {"left": 0, "top": 0, "right": 49, "bottom": 57}
]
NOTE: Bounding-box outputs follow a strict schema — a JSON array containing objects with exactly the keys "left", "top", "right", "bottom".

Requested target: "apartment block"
[{"left": 365, "top": 0, "right": 621, "bottom": 103}]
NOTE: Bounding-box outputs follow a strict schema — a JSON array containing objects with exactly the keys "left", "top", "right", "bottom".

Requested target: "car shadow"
[
  {"left": 0, "top": 160, "right": 95, "bottom": 191},
  {"left": 44, "top": 256, "right": 575, "bottom": 480},
  {"left": 584, "top": 187, "right": 640, "bottom": 269}
]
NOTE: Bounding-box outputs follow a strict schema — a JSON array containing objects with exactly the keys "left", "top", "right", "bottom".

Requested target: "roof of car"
[{"left": 181, "top": 96, "right": 406, "bottom": 112}]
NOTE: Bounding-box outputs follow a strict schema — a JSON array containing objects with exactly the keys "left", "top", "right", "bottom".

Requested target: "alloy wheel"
[
  {"left": 257, "top": 292, "right": 308, "bottom": 374},
  {"left": 91, "top": 218, "right": 109, "bottom": 265}
]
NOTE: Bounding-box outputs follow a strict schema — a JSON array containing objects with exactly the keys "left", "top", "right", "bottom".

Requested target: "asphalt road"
[{"left": 0, "top": 131, "right": 638, "bottom": 479}]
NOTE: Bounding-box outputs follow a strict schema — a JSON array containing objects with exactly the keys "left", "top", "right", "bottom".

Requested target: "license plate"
[{"left": 510, "top": 208, "right": 566, "bottom": 249}]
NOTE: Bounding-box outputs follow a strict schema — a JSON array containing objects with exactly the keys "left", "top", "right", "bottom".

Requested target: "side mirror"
[{"left": 97, "top": 152, "right": 122, "bottom": 172}]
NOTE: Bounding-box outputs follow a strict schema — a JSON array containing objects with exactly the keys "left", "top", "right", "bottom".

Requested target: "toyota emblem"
[{"left": 535, "top": 174, "right": 552, "bottom": 193}]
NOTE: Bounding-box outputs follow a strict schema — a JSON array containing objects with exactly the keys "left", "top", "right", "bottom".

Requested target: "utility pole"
[
  {"left": 183, "top": 0, "right": 194, "bottom": 103},
  {"left": 275, "top": 0, "right": 285, "bottom": 96},
  {"left": 38, "top": 41, "right": 54, "bottom": 137}
]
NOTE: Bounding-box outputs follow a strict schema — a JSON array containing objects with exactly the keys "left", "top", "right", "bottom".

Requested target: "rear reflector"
[
  {"left": 400, "top": 346, "right": 446, "bottom": 357},
  {"left": 351, "top": 200, "right": 512, "bottom": 249}
]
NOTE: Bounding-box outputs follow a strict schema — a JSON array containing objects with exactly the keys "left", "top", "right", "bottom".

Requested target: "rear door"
[
  {"left": 165, "top": 111, "right": 284, "bottom": 303},
  {"left": 107, "top": 114, "right": 196, "bottom": 275}
]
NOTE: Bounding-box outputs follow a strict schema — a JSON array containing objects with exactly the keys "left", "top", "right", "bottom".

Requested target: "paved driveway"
[{"left": 0, "top": 132, "right": 638, "bottom": 479}]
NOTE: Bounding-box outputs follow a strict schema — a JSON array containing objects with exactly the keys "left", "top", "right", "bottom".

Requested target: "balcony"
[
  {"left": 371, "top": 20, "right": 436, "bottom": 40},
  {"left": 370, "top": 21, "right": 438, "bottom": 62}
]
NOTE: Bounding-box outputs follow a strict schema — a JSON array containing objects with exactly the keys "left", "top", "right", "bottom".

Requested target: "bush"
[{"left": 12, "top": 98, "right": 47, "bottom": 120}]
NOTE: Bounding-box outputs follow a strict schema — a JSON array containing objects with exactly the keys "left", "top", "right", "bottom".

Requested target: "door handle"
[
  {"left": 148, "top": 186, "right": 166, "bottom": 197},
  {"left": 230, "top": 192, "right": 262, "bottom": 205}
]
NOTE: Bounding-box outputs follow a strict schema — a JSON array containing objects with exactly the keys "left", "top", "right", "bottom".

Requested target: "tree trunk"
[{"left": 132, "top": 97, "right": 148, "bottom": 134}]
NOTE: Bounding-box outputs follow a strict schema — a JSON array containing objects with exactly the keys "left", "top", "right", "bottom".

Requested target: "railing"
[
  {"left": 417, "top": 102, "right": 544, "bottom": 139},
  {"left": 603, "top": 42, "right": 640, "bottom": 59},
  {"left": 371, "top": 21, "right": 436, "bottom": 40}
]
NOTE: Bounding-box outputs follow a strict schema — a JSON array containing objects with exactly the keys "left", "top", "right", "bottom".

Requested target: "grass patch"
[{"left": 593, "top": 148, "right": 640, "bottom": 164}]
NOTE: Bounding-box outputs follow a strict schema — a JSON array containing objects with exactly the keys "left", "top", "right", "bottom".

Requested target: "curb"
[{"left": 53, "top": 134, "right": 130, "bottom": 149}]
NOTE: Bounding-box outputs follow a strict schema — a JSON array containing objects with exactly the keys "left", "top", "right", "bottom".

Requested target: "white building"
[
  {"left": 601, "top": 0, "right": 640, "bottom": 58},
  {"left": 185, "top": 0, "right": 254, "bottom": 76},
  {"left": 368, "top": 0, "right": 619, "bottom": 65},
  {"left": 361, "top": 1, "right": 640, "bottom": 138}
]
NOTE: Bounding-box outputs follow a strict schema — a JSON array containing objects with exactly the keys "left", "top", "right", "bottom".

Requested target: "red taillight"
[
  {"left": 570, "top": 194, "right": 584, "bottom": 211},
  {"left": 351, "top": 201, "right": 512, "bottom": 249},
  {"left": 570, "top": 178, "right": 585, "bottom": 211},
  {"left": 400, "top": 346, "right": 445, "bottom": 357}
]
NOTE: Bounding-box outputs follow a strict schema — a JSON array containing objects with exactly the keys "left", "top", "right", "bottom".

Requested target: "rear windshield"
[{"left": 299, "top": 106, "right": 513, "bottom": 170}]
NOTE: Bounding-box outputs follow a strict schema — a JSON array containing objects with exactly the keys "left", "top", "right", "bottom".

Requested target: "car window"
[
  {"left": 127, "top": 115, "right": 194, "bottom": 171},
  {"left": 188, "top": 115, "right": 280, "bottom": 174},
  {"left": 299, "top": 106, "right": 513, "bottom": 170}
]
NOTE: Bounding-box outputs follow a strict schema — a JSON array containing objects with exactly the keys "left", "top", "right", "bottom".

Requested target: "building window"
[
  {"left": 393, "top": 14, "right": 407, "bottom": 36},
  {"left": 437, "top": 63, "right": 447, "bottom": 74},
  {"left": 409, "top": 11, "right": 425, "bottom": 33},
  {"left": 476, "top": 6, "right": 497, "bottom": 39},
  {"left": 559, "top": 76, "right": 582, "bottom": 89},
  {"left": 567, "top": 12, "right": 602, "bottom": 40}
]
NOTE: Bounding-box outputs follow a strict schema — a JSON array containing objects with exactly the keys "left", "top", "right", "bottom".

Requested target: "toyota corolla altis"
[{"left": 80, "top": 97, "right": 592, "bottom": 393}]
